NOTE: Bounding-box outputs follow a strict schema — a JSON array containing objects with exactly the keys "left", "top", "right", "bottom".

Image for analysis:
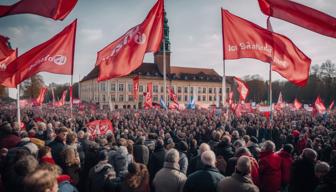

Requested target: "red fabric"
[
  {"left": 0, "top": 34, "right": 14, "bottom": 60},
  {"left": 54, "top": 90, "right": 67, "bottom": 107},
  {"left": 296, "top": 134, "right": 308, "bottom": 155},
  {"left": 275, "top": 92, "right": 285, "bottom": 111},
  {"left": 259, "top": 151, "right": 282, "bottom": 192},
  {"left": 96, "top": 0, "right": 164, "bottom": 81},
  {"left": 144, "top": 82, "right": 153, "bottom": 109},
  {"left": 35, "top": 87, "right": 47, "bottom": 106},
  {"left": 133, "top": 75, "right": 139, "bottom": 101},
  {"left": 258, "top": 0, "right": 336, "bottom": 38},
  {"left": 0, "top": 0, "right": 77, "bottom": 20},
  {"left": 294, "top": 98, "right": 302, "bottom": 110},
  {"left": 0, "top": 134, "right": 21, "bottom": 149},
  {"left": 168, "top": 86, "right": 178, "bottom": 104},
  {"left": 329, "top": 101, "right": 334, "bottom": 111},
  {"left": 86, "top": 119, "right": 114, "bottom": 138},
  {"left": 40, "top": 156, "right": 56, "bottom": 164},
  {"left": 0, "top": 35, "right": 16, "bottom": 87},
  {"left": 233, "top": 77, "right": 249, "bottom": 101},
  {"left": 57, "top": 174, "right": 72, "bottom": 184},
  {"left": 315, "top": 96, "right": 326, "bottom": 114},
  {"left": 277, "top": 150, "right": 293, "bottom": 185},
  {"left": 222, "top": 9, "right": 311, "bottom": 87},
  {"left": 1, "top": 20, "right": 76, "bottom": 88},
  {"left": 246, "top": 155, "right": 260, "bottom": 187},
  {"left": 228, "top": 91, "right": 233, "bottom": 105}
]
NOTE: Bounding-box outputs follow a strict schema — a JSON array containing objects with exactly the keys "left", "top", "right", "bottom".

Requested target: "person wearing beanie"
[
  {"left": 217, "top": 156, "right": 259, "bottom": 192},
  {"left": 87, "top": 150, "right": 117, "bottom": 192}
]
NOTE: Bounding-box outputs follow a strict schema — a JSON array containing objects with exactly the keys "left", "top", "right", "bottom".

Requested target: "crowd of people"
[{"left": 0, "top": 103, "right": 336, "bottom": 192}]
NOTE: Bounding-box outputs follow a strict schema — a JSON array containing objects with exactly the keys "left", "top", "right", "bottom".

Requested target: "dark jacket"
[
  {"left": 183, "top": 165, "right": 224, "bottom": 192},
  {"left": 48, "top": 137, "right": 66, "bottom": 168},
  {"left": 314, "top": 166, "right": 336, "bottom": 192},
  {"left": 289, "top": 158, "right": 318, "bottom": 192},
  {"left": 133, "top": 144, "right": 149, "bottom": 165},
  {"left": 87, "top": 161, "right": 116, "bottom": 192},
  {"left": 215, "top": 142, "right": 234, "bottom": 162},
  {"left": 149, "top": 146, "right": 167, "bottom": 181},
  {"left": 217, "top": 173, "right": 259, "bottom": 192},
  {"left": 187, "top": 155, "right": 204, "bottom": 175}
]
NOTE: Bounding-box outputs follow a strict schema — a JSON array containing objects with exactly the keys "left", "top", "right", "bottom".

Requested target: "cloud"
[{"left": 80, "top": 29, "right": 103, "bottom": 42}]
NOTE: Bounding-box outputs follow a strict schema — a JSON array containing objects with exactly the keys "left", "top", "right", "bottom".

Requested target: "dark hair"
[{"left": 283, "top": 144, "right": 294, "bottom": 154}]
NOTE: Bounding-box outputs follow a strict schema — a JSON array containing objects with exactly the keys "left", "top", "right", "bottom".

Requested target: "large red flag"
[
  {"left": 315, "top": 96, "right": 326, "bottom": 114},
  {"left": 144, "top": 82, "right": 153, "bottom": 109},
  {"left": 0, "top": 35, "right": 17, "bottom": 86},
  {"left": 86, "top": 119, "right": 114, "bottom": 139},
  {"left": 0, "top": 0, "right": 77, "bottom": 20},
  {"left": 35, "top": 87, "right": 47, "bottom": 106},
  {"left": 54, "top": 90, "right": 67, "bottom": 107},
  {"left": 168, "top": 86, "right": 178, "bottom": 104},
  {"left": 1, "top": 20, "right": 77, "bottom": 88},
  {"left": 133, "top": 75, "right": 139, "bottom": 101},
  {"left": 258, "top": 0, "right": 336, "bottom": 38},
  {"left": 233, "top": 77, "right": 249, "bottom": 101},
  {"left": 222, "top": 9, "right": 311, "bottom": 86},
  {"left": 275, "top": 92, "right": 285, "bottom": 111},
  {"left": 294, "top": 98, "right": 302, "bottom": 110},
  {"left": 0, "top": 34, "right": 14, "bottom": 60},
  {"left": 96, "top": 0, "right": 164, "bottom": 81}
]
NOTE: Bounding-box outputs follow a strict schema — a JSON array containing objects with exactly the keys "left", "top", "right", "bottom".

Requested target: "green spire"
[{"left": 160, "top": 9, "right": 170, "bottom": 52}]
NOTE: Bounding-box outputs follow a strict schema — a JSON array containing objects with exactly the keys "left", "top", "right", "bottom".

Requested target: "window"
[
  {"left": 203, "top": 96, "right": 206, "bottom": 101},
  {"left": 184, "top": 87, "right": 188, "bottom": 93},
  {"left": 184, "top": 95, "right": 188, "bottom": 101},
  {"left": 219, "top": 88, "right": 222, "bottom": 94},
  {"left": 139, "top": 95, "right": 144, "bottom": 102},
  {"left": 198, "top": 96, "right": 201, "bottom": 101},
  {"left": 119, "top": 95, "right": 124, "bottom": 102},
  {"left": 111, "top": 95, "right": 116, "bottom": 102},
  {"left": 119, "top": 84, "right": 124, "bottom": 91},
  {"left": 190, "top": 87, "right": 194, "bottom": 94},
  {"left": 128, "top": 83, "right": 132, "bottom": 92},
  {"left": 160, "top": 86, "right": 164, "bottom": 93},
  {"left": 101, "top": 83, "right": 106, "bottom": 91},
  {"left": 153, "top": 95, "right": 158, "bottom": 102},
  {"left": 139, "top": 85, "right": 144, "bottom": 92},
  {"left": 203, "top": 88, "right": 206, "bottom": 94},
  {"left": 226, "top": 88, "right": 230, "bottom": 93},
  {"left": 153, "top": 85, "right": 158, "bottom": 93},
  {"left": 209, "top": 88, "right": 212, "bottom": 94},
  {"left": 178, "top": 87, "right": 182, "bottom": 93},
  {"left": 209, "top": 96, "right": 212, "bottom": 101},
  {"left": 214, "top": 88, "right": 216, "bottom": 94},
  {"left": 128, "top": 95, "right": 134, "bottom": 101},
  {"left": 102, "top": 95, "right": 106, "bottom": 102},
  {"left": 220, "top": 96, "right": 222, "bottom": 101},
  {"left": 198, "top": 87, "right": 201, "bottom": 93},
  {"left": 178, "top": 95, "right": 182, "bottom": 101},
  {"left": 111, "top": 83, "right": 116, "bottom": 92}
]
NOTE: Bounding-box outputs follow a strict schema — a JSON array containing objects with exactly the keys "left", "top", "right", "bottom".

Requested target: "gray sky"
[{"left": 1, "top": 0, "right": 336, "bottom": 97}]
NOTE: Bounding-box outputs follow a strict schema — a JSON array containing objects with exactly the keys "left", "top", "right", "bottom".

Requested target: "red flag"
[
  {"left": 258, "top": 0, "right": 336, "bottom": 38},
  {"left": 315, "top": 96, "right": 326, "bottom": 114},
  {"left": 54, "top": 90, "right": 67, "bottom": 107},
  {"left": 294, "top": 98, "right": 302, "bottom": 110},
  {"left": 144, "top": 82, "right": 153, "bottom": 109},
  {"left": 86, "top": 119, "right": 114, "bottom": 139},
  {"left": 329, "top": 101, "right": 334, "bottom": 111},
  {"left": 275, "top": 92, "right": 284, "bottom": 111},
  {"left": 168, "top": 86, "right": 178, "bottom": 104},
  {"left": 2, "top": 20, "right": 77, "bottom": 88},
  {"left": 35, "top": 87, "right": 47, "bottom": 106},
  {"left": 222, "top": 9, "right": 311, "bottom": 86},
  {"left": 133, "top": 75, "right": 139, "bottom": 101},
  {"left": 96, "top": 0, "right": 164, "bottom": 81},
  {"left": 233, "top": 77, "right": 249, "bottom": 101},
  {"left": 69, "top": 86, "right": 73, "bottom": 104},
  {"left": 228, "top": 91, "right": 234, "bottom": 104},
  {"left": 0, "top": 0, "right": 77, "bottom": 20},
  {"left": 168, "top": 102, "right": 179, "bottom": 110},
  {"left": 0, "top": 34, "right": 14, "bottom": 60},
  {"left": 0, "top": 35, "right": 17, "bottom": 87}
]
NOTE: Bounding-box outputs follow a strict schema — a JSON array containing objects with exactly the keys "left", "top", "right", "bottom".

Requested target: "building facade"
[{"left": 80, "top": 11, "right": 232, "bottom": 109}]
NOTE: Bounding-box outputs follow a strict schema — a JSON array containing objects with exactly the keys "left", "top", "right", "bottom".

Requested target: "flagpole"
[
  {"left": 222, "top": 59, "right": 226, "bottom": 109},
  {"left": 17, "top": 84, "right": 21, "bottom": 127},
  {"left": 269, "top": 62, "right": 273, "bottom": 125},
  {"left": 70, "top": 75, "right": 73, "bottom": 129},
  {"left": 78, "top": 74, "right": 81, "bottom": 99},
  {"left": 163, "top": 35, "right": 167, "bottom": 106}
]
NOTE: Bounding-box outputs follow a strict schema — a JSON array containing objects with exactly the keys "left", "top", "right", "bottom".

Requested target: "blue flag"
[{"left": 160, "top": 97, "right": 168, "bottom": 110}]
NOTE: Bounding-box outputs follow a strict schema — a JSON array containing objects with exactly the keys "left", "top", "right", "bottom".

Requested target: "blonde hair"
[{"left": 23, "top": 169, "right": 58, "bottom": 192}]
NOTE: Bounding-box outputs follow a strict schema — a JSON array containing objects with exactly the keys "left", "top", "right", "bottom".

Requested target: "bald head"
[{"left": 236, "top": 156, "right": 251, "bottom": 175}]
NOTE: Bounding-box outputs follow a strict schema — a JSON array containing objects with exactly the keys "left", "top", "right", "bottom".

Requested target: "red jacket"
[
  {"left": 246, "top": 155, "right": 260, "bottom": 187},
  {"left": 277, "top": 150, "right": 293, "bottom": 186},
  {"left": 259, "top": 151, "right": 282, "bottom": 192}
]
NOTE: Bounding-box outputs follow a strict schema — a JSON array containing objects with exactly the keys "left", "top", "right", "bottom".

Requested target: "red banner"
[
  {"left": 86, "top": 119, "right": 114, "bottom": 138},
  {"left": 35, "top": 87, "right": 47, "bottom": 106},
  {"left": 0, "top": 35, "right": 17, "bottom": 87},
  {"left": 1, "top": 20, "right": 77, "bottom": 88},
  {"left": 258, "top": 0, "right": 336, "bottom": 38},
  {"left": 133, "top": 75, "right": 139, "bottom": 101},
  {"left": 0, "top": 0, "right": 77, "bottom": 20},
  {"left": 96, "top": 0, "right": 163, "bottom": 81},
  {"left": 168, "top": 86, "right": 178, "bottom": 104},
  {"left": 144, "top": 82, "right": 153, "bottom": 109},
  {"left": 54, "top": 90, "right": 67, "bottom": 107},
  {"left": 233, "top": 77, "right": 249, "bottom": 101},
  {"left": 294, "top": 98, "right": 302, "bottom": 110},
  {"left": 222, "top": 9, "right": 311, "bottom": 87},
  {"left": 315, "top": 96, "right": 326, "bottom": 114}
]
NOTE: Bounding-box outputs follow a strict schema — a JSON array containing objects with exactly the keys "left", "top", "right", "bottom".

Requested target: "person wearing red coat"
[
  {"left": 259, "top": 140, "right": 282, "bottom": 192},
  {"left": 277, "top": 144, "right": 294, "bottom": 189}
]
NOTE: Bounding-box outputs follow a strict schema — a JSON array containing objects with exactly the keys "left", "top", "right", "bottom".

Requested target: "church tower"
[{"left": 154, "top": 10, "right": 171, "bottom": 75}]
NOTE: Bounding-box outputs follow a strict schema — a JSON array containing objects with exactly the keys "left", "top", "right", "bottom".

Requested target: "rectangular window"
[
  {"left": 119, "top": 84, "right": 124, "bottom": 92},
  {"left": 203, "top": 88, "right": 206, "bottom": 94},
  {"left": 101, "top": 83, "right": 106, "bottom": 91},
  {"left": 102, "top": 95, "right": 106, "bottom": 102},
  {"left": 139, "top": 95, "right": 144, "bottom": 102},
  {"left": 219, "top": 88, "right": 222, "bottom": 94},
  {"left": 226, "top": 88, "right": 230, "bottom": 93},
  {"left": 184, "top": 87, "right": 188, "bottom": 93},
  {"left": 178, "top": 87, "right": 182, "bottom": 93},
  {"left": 209, "top": 88, "right": 212, "bottom": 94},
  {"left": 220, "top": 96, "right": 222, "bottom": 101},
  {"left": 139, "top": 85, "right": 144, "bottom": 92},
  {"left": 184, "top": 95, "right": 188, "bottom": 101},
  {"left": 209, "top": 95, "right": 212, "bottom": 101},
  {"left": 119, "top": 95, "right": 124, "bottom": 102},
  {"left": 111, "top": 83, "right": 116, "bottom": 92},
  {"left": 153, "top": 85, "right": 158, "bottom": 93},
  {"left": 198, "top": 96, "right": 201, "bottom": 101},
  {"left": 198, "top": 87, "right": 201, "bottom": 93},
  {"left": 214, "top": 88, "right": 216, "bottom": 94},
  {"left": 178, "top": 95, "right": 182, "bottom": 101},
  {"left": 153, "top": 95, "right": 158, "bottom": 102},
  {"left": 128, "top": 83, "right": 132, "bottom": 92},
  {"left": 190, "top": 87, "right": 194, "bottom": 94},
  {"left": 160, "top": 86, "right": 164, "bottom": 93},
  {"left": 203, "top": 96, "right": 206, "bottom": 101},
  {"left": 111, "top": 95, "right": 116, "bottom": 102},
  {"left": 128, "top": 95, "right": 134, "bottom": 101}
]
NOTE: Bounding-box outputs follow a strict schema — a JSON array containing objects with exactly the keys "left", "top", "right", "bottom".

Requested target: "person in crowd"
[
  {"left": 149, "top": 139, "right": 167, "bottom": 182},
  {"left": 277, "top": 144, "right": 294, "bottom": 191},
  {"left": 217, "top": 156, "right": 259, "bottom": 192},
  {"left": 153, "top": 148, "right": 187, "bottom": 192},
  {"left": 48, "top": 127, "right": 68, "bottom": 168},
  {"left": 215, "top": 135, "right": 234, "bottom": 162},
  {"left": 133, "top": 136, "right": 150, "bottom": 165},
  {"left": 177, "top": 141, "right": 189, "bottom": 175},
  {"left": 259, "top": 140, "right": 282, "bottom": 192},
  {"left": 247, "top": 136, "right": 260, "bottom": 160},
  {"left": 121, "top": 162, "right": 150, "bottom": 192},
  {"left": 64, "top": 132, "right": 81, "bottom": 185},
  {"left": 188, "top": 143, "right": 211, "bottom": 175},
  {"left": 289, "top": 148, "right": 319, "bottom": 192},
  {"left": 23, "top": 169, "right": 58, "bottom": 192},
  {"left": 0, "top": 122, "right": 21, "bottom": 149},
  {"left": 314, "top": 161, "right": 330, "bottom": 181},
  {"left": 183, "top": 150, "right": 224, "bottom": 192}
]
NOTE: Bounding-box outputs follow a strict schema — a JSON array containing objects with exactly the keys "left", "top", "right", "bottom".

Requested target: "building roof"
[{"left": 81, "top": 63, "right": 233, "bottom": 84}]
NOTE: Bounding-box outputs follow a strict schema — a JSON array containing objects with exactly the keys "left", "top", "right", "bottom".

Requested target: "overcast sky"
[{"left": 1, "top": 0, "right": 336, "bottom": 97}]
